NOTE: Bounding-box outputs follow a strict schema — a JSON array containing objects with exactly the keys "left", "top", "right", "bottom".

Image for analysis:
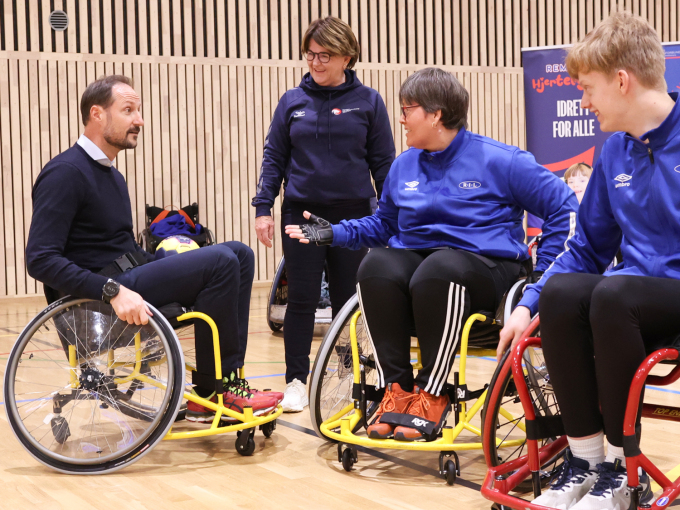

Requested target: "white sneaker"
[
  {"left": 281, "top": 378, "right": 308, "bottom": 413},
  {"left": 571, "top": 461, "right": 652, "bottom": 510},
  {"left": 532, "top": 449, "right": 598, "bottom": 510}
]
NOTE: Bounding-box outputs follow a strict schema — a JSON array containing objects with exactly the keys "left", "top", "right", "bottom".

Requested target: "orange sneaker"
[
  {"left": 393, "top": 386, "right": 451, "bottom": 441},
  {"left": 366, "top": 382, "right": 414, "bottom": 439}
]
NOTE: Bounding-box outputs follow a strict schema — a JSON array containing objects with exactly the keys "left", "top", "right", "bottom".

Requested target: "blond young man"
[{"left": 498, "top": 11, "right": 680, "bottom": 510}]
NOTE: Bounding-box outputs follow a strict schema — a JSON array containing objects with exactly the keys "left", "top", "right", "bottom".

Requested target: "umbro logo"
[
  {"left": 614, "top": 174, "right": 632, "bottom": 188},
  {"left": 405, "top": 181, "right": 419, "bottom": 191},
  {"left": 293, "top": 110, "right": 305, "bottom": 118}
]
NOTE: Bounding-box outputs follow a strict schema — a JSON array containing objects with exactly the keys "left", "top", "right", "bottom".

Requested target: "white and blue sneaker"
[
  {"left": 571, "top": 460, "right": 653, "bottom": 510},
  {"left": 532, "top": 449, "right": 599, "bottom": 509}
]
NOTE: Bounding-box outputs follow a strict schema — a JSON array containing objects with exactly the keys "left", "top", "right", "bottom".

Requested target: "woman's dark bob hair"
[{"left": 399, "top": 68, "right": 469, "bottom": 130}]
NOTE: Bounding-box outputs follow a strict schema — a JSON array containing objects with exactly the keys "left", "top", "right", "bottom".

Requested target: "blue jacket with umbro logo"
[
  {"left": 331, "top": 126, "right": 578, "bottom": 273},
  {"left": 252, "top": 70, "right": 395, "bottom": 217},
  {"left": 519, "top": 93, "right": 680, "bottom": 314}
]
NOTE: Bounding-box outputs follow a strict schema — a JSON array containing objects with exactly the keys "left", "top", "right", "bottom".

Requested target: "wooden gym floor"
[{"left": 1, "top": 288, "right": 680, "bottom": 510}]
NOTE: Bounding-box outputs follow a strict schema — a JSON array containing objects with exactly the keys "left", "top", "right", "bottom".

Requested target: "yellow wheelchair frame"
[
  {"left": 318, "top": 310, "right": 525, "bottom": 484},
  {"left": 67, "top": 311, "right": 282, "bottom": 455}
]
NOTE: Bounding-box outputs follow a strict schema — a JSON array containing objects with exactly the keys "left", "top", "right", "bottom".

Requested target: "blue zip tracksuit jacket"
[
  {"left": 331, "top": 127, "right": 579, "bottom": 271},
  {"left": 252, "top": 70, "right": 395, "bottom": 217},
  {"left": 519, "top": 94, "right": 680, "bottom": 314}
]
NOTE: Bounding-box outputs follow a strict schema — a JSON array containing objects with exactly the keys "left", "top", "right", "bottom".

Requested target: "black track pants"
[
  {"left": 539, "top": 273, "right": 680, "bottom": 446},
  {"left": 356, "top": 248, "right": 521, "bottom": 396},
  {"left": 281, "top": 200, "right": 371, "bottom": 384}
]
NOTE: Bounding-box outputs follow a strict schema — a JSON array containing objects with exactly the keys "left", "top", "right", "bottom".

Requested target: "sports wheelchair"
[
  {"left": 267, "top": 256, "right": 333, "bottom": 332},
  {"left": 4, "top": 293, "right": 281, "bottom": 474},
  {"left": 481, "top": 317, "right": 680, "bottom": 509},
  {"left": 307, "top": 277, "right": 552, "bottom": 485}
]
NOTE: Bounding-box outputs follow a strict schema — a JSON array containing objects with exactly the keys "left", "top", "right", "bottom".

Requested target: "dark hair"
[
  {"left": 399, "top": 68, "right": 469, "bottom": 130},
  {"left": 301, "top": 17, "right": 360, "bottom": 69},
  {"left": 80, "top": 75, "right": 133, "bottom": 126}
]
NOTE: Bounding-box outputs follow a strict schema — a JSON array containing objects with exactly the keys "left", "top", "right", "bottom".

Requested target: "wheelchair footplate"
[
  {"left": 162, "top": 311, "right": 283, "bottom": 457},
  {"left": 319, "top": 312, "right": 525, "bottom": 486}
]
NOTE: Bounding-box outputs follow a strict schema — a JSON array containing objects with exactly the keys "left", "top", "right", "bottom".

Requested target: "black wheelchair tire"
[
  {"left": 4, "top": 297, "right": 185, "bottom": 475},
  {"left": 267, "top": 258, "right": 287, "bottom": 332}
]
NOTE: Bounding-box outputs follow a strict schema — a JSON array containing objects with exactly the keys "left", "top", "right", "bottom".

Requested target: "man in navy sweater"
[{"left": 26, "top": 75, "right": 279, "bottom": 421}]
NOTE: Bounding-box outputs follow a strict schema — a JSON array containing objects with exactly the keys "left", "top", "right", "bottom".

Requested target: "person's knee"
[
  {"left": 208, "top": 245, "right": 240, "bottom": 277},
  {"left": 223, "top": 241, "right": 254, "bottom": 267},
  {"left": 590, "top": 276, "right": 637, "bottom": 322},
  {"left": 538, "top": 273, "right": 589, "bottom": 317}
]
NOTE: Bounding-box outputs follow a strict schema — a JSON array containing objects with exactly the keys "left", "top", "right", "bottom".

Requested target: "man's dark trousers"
[{"left": 116, "top": 241, "right": 254, "bottom": 387}]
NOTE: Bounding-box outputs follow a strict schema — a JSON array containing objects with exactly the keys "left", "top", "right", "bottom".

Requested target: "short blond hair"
[
  {"left": 565, "top": 11, "right": 666, "bottom": 91},
  {"left": 564, "top": 163, "right": 593, "bottom": 181},
  {"left": 301, "top": 17, "right": 360, "bottom": 69}
]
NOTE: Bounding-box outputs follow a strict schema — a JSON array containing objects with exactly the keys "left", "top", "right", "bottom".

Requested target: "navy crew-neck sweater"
[{"left": 26, "top": 143, "right": 151, "bottom": 300}]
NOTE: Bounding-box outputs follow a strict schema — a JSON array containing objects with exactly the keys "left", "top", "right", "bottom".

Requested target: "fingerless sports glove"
[{"left": 300, "top": 214, "right": 334, "bottom": 246}]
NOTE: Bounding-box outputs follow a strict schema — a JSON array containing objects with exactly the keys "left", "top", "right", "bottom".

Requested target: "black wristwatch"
[{"left": 102, "top": 279, "right": 120, "bottom": 304}]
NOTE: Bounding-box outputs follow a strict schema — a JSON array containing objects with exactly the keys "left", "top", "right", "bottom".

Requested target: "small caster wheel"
[
  {"left": 444, "top": 459, "right": 457, "bottom": 486},
  {"left": 260, "top": 420, "right": 276, "bottom": 438},
  {"left": 235, "top": 428, "right": 256, "bottom": 456},
  {"left": 50, "top": 416, "right": 70, "bottom": 444},
  {"left": 341, "top": 447, "right": 355, "bottom": 472}
]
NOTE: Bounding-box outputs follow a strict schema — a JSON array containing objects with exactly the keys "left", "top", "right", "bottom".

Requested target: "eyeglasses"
[
  {"left": 305, "top": 51, "right": 332, "bottom": 63},
  {"left": 401, "top": 104, "right": 421, "bottom": 117}
]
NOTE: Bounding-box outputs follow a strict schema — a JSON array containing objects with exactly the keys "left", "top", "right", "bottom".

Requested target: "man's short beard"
[{"left": 103, "top": 130, "right": 138, "bottom": 150}]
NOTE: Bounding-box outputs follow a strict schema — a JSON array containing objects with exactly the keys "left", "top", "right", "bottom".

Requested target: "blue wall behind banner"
[{"left": 523, "top": 43, "right": 680, "bottom": 236}]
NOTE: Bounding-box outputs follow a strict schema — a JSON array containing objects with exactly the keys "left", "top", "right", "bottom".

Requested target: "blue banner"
[{"left": 523, "top": 42, "right": 680, "bottom": 235}]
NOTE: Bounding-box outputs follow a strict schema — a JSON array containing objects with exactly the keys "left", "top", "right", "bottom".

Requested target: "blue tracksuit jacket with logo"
[
  {"left": 331, "top": 126, "right": 579, "bottom": 273},
  {"left": 519, "top": 94, "right": 680, "bottom": 314},
  {"left": 252, "top": 70, "right": 395, "bottom": 217}
]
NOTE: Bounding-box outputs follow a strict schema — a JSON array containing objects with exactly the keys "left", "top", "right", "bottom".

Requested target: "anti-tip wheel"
[
  {"left": 50, "top": 416, "right": 71, "bottom": 444},
  {"left": 444, "top": 459, "right": 457, "bottom": 486},
  {"left": 341, "top": 448, "right": 355, "bottom": 472},
  {"left": 260, "top": 420, "right": 276, "bottom": 438}
]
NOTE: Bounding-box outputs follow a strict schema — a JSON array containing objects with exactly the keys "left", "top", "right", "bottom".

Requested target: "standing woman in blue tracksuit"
[
  {"left": 252, "top": 16, "right": 395, "bottom": 412},
  {"left": 286, "top": 68, "right": 578, "bottom": 440}
]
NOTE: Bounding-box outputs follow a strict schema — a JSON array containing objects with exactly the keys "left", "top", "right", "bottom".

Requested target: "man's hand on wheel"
[
  {"left": 110, "top": 286, "right": 152, "bottom": 325},
  {"left": 497, "top": 306, "right": 532, "bottom": 362},
  {"left": 285, "top": 211, "right": 334, "bottom": 246},
  {"left": 255, "top": 215, "right": 275, "bottom": 248}
]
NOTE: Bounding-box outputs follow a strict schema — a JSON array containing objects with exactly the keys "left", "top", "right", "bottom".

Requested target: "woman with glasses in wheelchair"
[
  {"left": 286, "top": 68, "right": 578, "bottom": 442},
  {"left": 500, "top": 12, "right": 680, "bottom": 510},
  {"left": 252, "top": 16, "right": 395, "bottom": 412}
]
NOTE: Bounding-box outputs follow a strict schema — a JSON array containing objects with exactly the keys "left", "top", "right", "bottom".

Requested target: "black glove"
[
  {"left": 300, "top": 214, "right": 334, "bottom": 246},
  {"left": 526, "top": 270, "right": 544, "bottom": 285}
]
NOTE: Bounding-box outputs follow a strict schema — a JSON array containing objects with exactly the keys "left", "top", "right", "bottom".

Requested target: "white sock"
[
  {"left": 605, "top": 442, "right": 626, "bottom": 467},
  {"left": 567, "top": 432, "right": 605, "bottom": 470}
]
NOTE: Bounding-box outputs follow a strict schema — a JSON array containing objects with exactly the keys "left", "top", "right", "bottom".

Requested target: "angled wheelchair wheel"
[
  {"left": 482, "top": 322, "right": 563, "bottom": 491},
  {"left": 267, "top": 257, "right": 287, "bottom": 332},
  {"left": 4, "top": 298, "right": 185, "bottom": 474},
  {"left": 309, "top": 294, "right": 379, "bottom": 439}
]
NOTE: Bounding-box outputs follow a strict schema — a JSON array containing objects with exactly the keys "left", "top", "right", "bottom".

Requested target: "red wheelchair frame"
[{"left": 481, "top": 316, "right": 680, "bottom": 510}]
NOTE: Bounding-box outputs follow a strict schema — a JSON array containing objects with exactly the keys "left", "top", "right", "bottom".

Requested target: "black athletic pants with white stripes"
[
  {"left": 539, "top": 273, "right": 680, "bottom": 446},
  {"left": 357, "top": 248, "right": 522, "bottom": 396}
]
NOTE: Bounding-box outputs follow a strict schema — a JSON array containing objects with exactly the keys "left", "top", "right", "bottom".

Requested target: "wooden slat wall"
[
  {"left": 1, "top": 1, "right": 679, "bottom": 66},
  {"left": 1, "top": 0, "right": 679, "bottom": 297},
  {"left": 0, "top": 52, "right": 523, "bottom": 296}
]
